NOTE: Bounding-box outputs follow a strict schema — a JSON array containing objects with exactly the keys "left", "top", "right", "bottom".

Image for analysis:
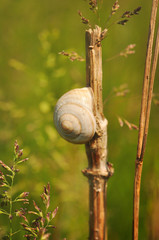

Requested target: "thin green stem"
[
  {"left": 103, "top": 91, "right": 115, "bottom": 105},
  {"left": 9, "top": 163, "right": 16, "bottom": 240},
  {"left": 105, "top": 14, "right": 112, "bottom": 26},
  {"left": 9, "top": 201, "right": 13, "bottom": 240},
  {"left": 106, "top": 53, "right": 120, "bottom": 61},
  {"left": 107, "top": 17, "right": 121, "bottom": 29}
]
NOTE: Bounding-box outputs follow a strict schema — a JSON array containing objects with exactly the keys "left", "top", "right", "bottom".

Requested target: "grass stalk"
[
  {"left": 133, "top": 1, "right": 159, "bottom": 239},
  {"left": 140, "top": 25, "right": 159, "bottom": 160},
  {"left": 136, "top": 0, "right": 158, "bottom": 159}
]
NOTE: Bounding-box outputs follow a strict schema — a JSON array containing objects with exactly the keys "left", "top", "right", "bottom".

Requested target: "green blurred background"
[{"left": 0, "top": 0, "right": 159, "bottom": 239}]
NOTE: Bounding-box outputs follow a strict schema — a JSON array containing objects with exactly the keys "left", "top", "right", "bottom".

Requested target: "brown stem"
[
  {"left": 141, "top": 25, "right": 159, "bottom": 160},
  {"left": 136, "top": 0, "right": 158, "bottom": 159},
  {"left": 133, "top": 159, "right": 143, "bottom": 240},
  {"left": 133, "top": 1, "right": 159, "bottom": 240},
  {"left": 82, "top": 26, "right": 113, "bottom": 240}
]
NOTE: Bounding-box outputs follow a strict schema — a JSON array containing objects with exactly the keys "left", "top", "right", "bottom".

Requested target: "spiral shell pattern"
[{"left": 53, "top": 87, "right": 96, "bottom": 144}]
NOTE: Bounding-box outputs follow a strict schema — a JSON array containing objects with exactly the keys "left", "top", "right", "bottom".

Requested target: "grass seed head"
[{"left": 111, "top": 1, "right": 120, "bottom": 15}]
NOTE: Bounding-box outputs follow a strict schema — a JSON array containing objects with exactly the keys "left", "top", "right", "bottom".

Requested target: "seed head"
[
  {"left": 111, "top": 1, "right": 120, "bottom": 15},
  {"left": 89, "top": 0, "right": 98, "bottom": 12}
]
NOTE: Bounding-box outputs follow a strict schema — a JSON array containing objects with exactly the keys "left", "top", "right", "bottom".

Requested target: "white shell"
[{"left": 53, "top": 87, "right": 96, "bottom": 144}]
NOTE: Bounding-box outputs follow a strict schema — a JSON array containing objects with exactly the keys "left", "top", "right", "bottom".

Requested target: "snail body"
[{"left": 53, "top": 87, "right": 96, "bottom": 144}]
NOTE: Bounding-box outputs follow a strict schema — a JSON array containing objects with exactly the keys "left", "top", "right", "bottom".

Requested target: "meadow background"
[{"left": 0, "top": 0, "right": 159, "bottom": 239}]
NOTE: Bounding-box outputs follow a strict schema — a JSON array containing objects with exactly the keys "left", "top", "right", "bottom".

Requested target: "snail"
[{"left": 53, "top": 87, "right": 96, "bottom": 144}]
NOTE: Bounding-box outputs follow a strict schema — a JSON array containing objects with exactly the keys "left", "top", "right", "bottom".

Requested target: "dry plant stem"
[
  {"left": 137, "top": 0, "right": 158, "bottom": 159},
  {"left": 141, "top": 25, "right": 159, "bottom": 159},
  {"left": 82, "top": 26, "right": 112, "bottom": 240},
  {"left": 133, "top": 1, "right": 158, "bottom": 239}
]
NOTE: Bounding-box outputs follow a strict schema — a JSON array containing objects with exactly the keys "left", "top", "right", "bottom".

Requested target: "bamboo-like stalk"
[
  {"left": 82, "top": 26, "right": 113, "bottom": 240},
  {"left": 133, "top": 1, "right": 159, "bottom": 239}
]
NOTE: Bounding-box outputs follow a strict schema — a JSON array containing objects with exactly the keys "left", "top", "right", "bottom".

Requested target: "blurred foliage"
[{"left": 0, "top": 0, "right": 159, "bottom": 239}]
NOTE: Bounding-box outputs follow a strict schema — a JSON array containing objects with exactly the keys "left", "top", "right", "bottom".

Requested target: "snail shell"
[{"left": 53, "top": 87, "right": 96, "bottom": 144}]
